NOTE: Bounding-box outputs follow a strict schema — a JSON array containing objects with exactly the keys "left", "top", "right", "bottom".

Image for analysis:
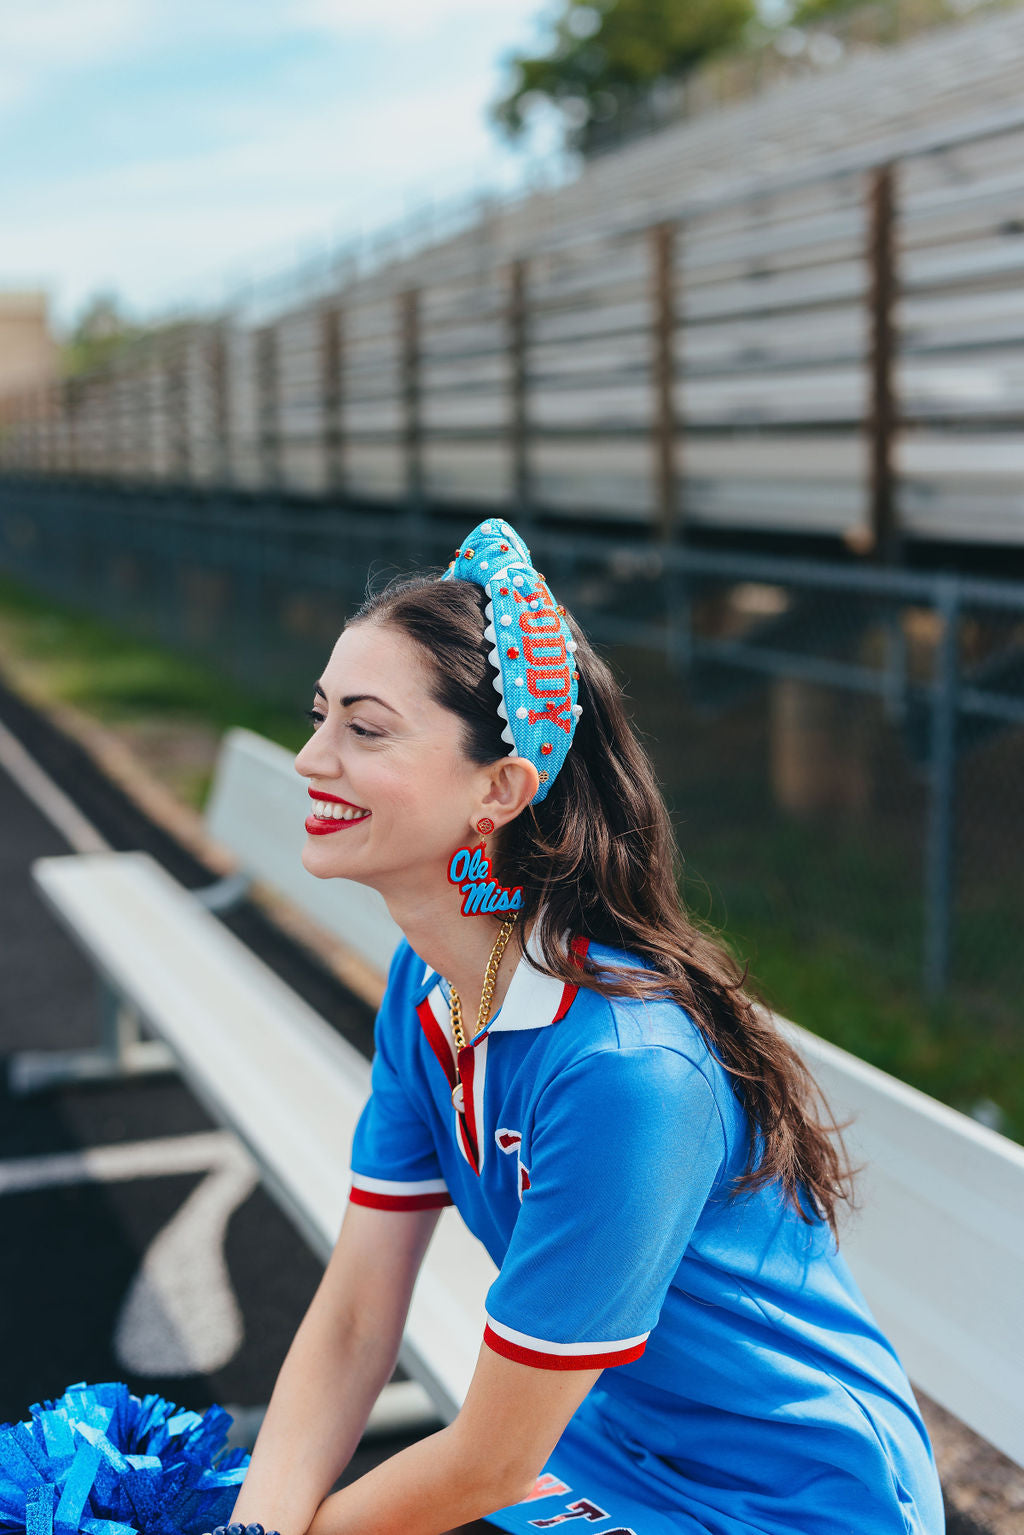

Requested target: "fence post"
[
  {"left": 65, "top": 378, "right": 79, "bottom": 475},
  {"left": 81, "top": 376, "right": 94, "bottom": 476},
  {"left": 38, "top": 383, "right": 52, "bottom": 473},
  {"left": 26, "top": 388, "right": 40, "bottom": 473},
  {"left": 320, "top": 303, "right": 345, "bottom": 498},
  {"left": 256, "top": 323, "right": 280, "bottom": 492},
  {"left": 209, "top": 323, "right": 232, "bottom": 487},
  {"left": 400, "top": 287, "right": 424, "bottom": 545},
  {"left": 101, "top": 368, "right": 118, "bottom": 479},
  {"left": 137, "top": 353, "right": 156, "bottom": 481},
  {"left": 168, "top": 336, "right": 191, "bottom": 485},
  {"left": 509, "top": 257, "right": 531, "bottom": 525},
  {"left": 923, "top": 575, "right": 959, "bottom": 1000},
  {"left": 866, "top": 163, "right": 900, "bottom": 565},
  {"left": 651, "top": 221, "right": 681, "bottom": 544},
  {"left": 112, "top": 356, "right": 130, "bottom": 480}
]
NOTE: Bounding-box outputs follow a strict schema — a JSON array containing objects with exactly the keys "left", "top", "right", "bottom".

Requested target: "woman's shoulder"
[{"left": 572, "top": 937, "right": 728, "bottom": 1084}]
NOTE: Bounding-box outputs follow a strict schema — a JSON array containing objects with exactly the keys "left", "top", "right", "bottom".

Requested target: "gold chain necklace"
[{"left": 449, "top": 913, "right": 518, "bottom": 1112}]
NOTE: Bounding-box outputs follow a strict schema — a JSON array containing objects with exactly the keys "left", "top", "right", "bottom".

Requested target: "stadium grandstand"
[{"left": 5, "top": 5, "right": 1024, "bottom": 560}]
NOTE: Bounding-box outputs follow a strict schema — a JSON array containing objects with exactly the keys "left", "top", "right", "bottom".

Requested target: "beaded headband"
[{"left": 441, "top": 518, "right": 581, "bottom": 803}]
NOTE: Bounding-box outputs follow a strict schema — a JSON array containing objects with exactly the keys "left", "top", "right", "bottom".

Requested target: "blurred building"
[{"left": 0, "top": 292, "right": 58, "bottom": 398}]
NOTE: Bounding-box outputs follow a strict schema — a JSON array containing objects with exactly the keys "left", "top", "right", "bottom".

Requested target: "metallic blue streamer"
[
  {"left": 25, "top": 1485, "right": 55, "bottom": 1535},
  {"left": 54, "top": 1442, "right": 103, "bottom": 1535},
  {"left": 0, "top": 1381, "right": 251, "bottom": 1535}
]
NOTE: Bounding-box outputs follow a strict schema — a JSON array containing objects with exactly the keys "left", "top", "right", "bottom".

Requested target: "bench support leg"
[{"left": 7, "top": 978, "right": 177, "bottom": 1096}]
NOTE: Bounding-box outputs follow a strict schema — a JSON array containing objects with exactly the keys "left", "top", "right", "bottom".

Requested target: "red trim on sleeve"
[
  {"left": 483, "top": 1322, "right": 646, "bottom": 1370},
  {"left": 349, "top": 1187, "right": 453, "bottom": 1211}
]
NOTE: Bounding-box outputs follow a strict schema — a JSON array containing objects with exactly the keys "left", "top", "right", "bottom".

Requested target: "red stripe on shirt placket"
[
  {"left": 552, "top": 935, "right": 590, "bottom": 1022},
  {"left": 456, "top": 1042, "right": 481, "bottom": 1172},
  {"left": 416, "top": 993, "right": 482, "bottom": 1176},
  {"left": 416, "top": 996, "right": 457, "bottom": 1090}
]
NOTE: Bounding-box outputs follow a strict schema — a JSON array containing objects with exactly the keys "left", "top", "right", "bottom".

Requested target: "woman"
[{"left": 225, "top": 519, "right": 944, "bottom": 1535}]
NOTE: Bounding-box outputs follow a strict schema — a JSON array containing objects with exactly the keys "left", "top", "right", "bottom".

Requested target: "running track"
[{"left": 0, "top": 670, "right": 442, "bottom": 1480}]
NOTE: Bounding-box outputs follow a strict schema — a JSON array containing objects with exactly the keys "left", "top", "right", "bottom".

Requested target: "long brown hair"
[{"left": 348, "top": 569, "right": 856, "bottom": 1236}]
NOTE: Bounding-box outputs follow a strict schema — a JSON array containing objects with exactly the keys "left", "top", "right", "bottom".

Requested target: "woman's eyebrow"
[{"left": 314, "top": 681, "right": 401, "bottom": 716}]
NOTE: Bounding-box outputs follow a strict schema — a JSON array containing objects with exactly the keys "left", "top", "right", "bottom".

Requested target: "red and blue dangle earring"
[{"left": 446, "top": 821, "right": 523, "bottom": 916}]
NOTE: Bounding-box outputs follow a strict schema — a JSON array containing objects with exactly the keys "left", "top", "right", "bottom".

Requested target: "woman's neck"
[{"left": 382, "top": 880, "right": 530, "bottom": 1026}]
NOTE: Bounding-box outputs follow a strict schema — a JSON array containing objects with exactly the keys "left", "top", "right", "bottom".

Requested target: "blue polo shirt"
[{"left": 348, "top": 931, "right": 944, "bottom": 1535}]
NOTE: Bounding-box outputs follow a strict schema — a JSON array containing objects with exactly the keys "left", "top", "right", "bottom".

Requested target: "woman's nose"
[{"left": 294, "top": 735, "right": 338, "bottom": 777}]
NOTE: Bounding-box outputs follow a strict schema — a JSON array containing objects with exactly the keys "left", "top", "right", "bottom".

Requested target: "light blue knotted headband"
[{"left": 441, "top": 517, "right": 582, "bottom": 803}]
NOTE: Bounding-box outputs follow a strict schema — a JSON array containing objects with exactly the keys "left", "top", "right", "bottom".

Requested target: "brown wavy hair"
[{"left": 347, "top": 568, "right": 857, "bottom": 1236}]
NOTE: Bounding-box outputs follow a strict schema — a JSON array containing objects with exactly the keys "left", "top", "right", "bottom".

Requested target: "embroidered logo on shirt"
[
  {"left": 530, "top": 1500, "right": 610, "bottom": 1526},
  {"left": 495, "top": 1126, "right": 531, "bottom": 1202}
]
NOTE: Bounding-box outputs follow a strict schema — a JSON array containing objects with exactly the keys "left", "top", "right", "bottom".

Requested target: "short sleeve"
[
  {"left": 483, "top": 1045, "right": 724, "bottom": 1369},
  {"left": 348, "top": 944, "right": 453, "bottom": 1213}
]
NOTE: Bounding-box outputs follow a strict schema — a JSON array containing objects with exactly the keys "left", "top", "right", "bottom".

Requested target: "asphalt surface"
[{"left": 0, "top": 667, "right": 443, "bottom": 1484}]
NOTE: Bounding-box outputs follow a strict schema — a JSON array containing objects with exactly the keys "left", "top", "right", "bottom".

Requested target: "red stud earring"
[{"left": 476, "top": 817, "right": 495, "bottom": 834}]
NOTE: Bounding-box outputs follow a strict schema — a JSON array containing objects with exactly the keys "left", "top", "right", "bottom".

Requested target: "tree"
[
  {"left": 62, "top": 292, "right": 143, "bottom": 377},
  {"left": 492, "top": 0, "right": 757, "bottom": 155}
]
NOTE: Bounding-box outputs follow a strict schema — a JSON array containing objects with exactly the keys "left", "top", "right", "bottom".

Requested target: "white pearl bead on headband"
[{"left": 441, "top": 519, "right": 581, "bottom": 804}]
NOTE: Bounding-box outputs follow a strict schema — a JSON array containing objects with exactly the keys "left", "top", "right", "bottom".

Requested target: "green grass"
[
  {"left": 0, "top": 571, "right": 313, "bottom": 809},
  {"left": 1, "top": 568, "right": 1020, "bottom": 1145}
]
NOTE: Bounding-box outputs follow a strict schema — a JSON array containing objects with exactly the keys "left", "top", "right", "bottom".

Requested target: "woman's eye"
[{"left": 301, "top": 708, "right": 379, "bottom": 741}]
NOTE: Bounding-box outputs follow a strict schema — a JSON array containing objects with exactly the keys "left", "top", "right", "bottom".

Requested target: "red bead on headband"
[{"left": 440, "top": 519, "right": 582, "bottom": 804}]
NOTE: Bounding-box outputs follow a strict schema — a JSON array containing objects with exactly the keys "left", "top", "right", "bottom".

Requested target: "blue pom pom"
[{"left": 0, "top": 1381, "right": 251, "bottom": 1535}]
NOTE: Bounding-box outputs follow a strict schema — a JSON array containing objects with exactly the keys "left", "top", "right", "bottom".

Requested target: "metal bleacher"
[{"left": 6, "top": 10, "right": 1024, "bottom": 548}]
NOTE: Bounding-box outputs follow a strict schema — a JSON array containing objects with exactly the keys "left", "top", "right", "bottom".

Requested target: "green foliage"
[
  {"left": 789, "top": 0, "right": 882, "bottom": 21},
  {"left": 59, "top": 291, "right": 189, "bottom": 381},
  {"left": 60, "top": 292, "right": 143, "bottom": 378},
  {"left": 492, "top": 0, "right": 756, "bottom": 154}
]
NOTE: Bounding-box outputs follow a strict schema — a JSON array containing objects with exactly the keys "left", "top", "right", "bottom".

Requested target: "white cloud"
[
  {"left": 294, "top": 0, "right": 545, "bottom": 41},
  {"left": 0, "top": 0, "right": 561, "bottom": 324},
  {"left": 4, "top": 66, "right": 541, "bottom": 323},
  {"left": 0, "top": 0, "right": 147, "bottom": 114}
]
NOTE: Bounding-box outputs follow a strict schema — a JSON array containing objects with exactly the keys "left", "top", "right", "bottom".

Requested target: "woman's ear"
[{"left": 476, "top": 756, "right": 539, "bottom": 828}]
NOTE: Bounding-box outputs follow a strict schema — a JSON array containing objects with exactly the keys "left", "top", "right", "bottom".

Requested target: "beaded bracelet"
[{"left": 205, "top": 1521, "right": 282, "bottom": 1535}]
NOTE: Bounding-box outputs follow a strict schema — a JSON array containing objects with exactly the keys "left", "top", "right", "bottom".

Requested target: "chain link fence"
[{"left": 2, "top": 479, "right": 1021, "bottom": 1053}]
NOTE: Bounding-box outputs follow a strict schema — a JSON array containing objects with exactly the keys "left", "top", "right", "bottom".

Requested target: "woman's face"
[{"left": 294, "top": 621, "right": 494, "bottom": 894}]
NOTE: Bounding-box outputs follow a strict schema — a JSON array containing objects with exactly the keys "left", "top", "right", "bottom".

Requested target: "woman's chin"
[{"left": 302, "top": 838, "right": 359, "bottom": 872}]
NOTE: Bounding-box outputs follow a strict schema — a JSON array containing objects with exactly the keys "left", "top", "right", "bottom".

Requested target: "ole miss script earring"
[{"left": 448, "top": 842, "right": 523, "bottom": 916}]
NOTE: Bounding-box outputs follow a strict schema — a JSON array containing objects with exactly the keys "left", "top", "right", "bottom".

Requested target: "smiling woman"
[{"left": 221, "top": 518, "right": 945, "bottom": 1535}]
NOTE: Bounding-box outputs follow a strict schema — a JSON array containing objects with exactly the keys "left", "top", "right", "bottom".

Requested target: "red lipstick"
[{"left": 305, "top": 787, "right": 371, "bottom": 836}]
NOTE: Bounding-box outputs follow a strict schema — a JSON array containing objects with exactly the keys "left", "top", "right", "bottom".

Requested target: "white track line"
[
  {"left": 0, "top": 1129, "right": 252, "bottom": 1194},
  {"left": 0, "top": 712, "right": 110, "bottom": 853}
]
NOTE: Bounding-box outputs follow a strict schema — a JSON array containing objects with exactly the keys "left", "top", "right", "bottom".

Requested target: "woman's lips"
[{"left": 305, "top": 811, "right": 370, "bottom": 836}]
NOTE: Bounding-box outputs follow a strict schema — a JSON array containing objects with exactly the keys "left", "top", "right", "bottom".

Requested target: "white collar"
[{"left": 419, "top": 919, "right": 575, "bottom": 1033}]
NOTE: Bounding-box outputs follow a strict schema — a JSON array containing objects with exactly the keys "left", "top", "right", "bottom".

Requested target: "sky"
[{"left": 0, "top": 0, "right": 567, "bottom": 332}]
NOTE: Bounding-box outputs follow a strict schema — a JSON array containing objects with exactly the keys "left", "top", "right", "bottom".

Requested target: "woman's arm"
[
  {"left": 305, "top": 1341, "right": 603, "bottom": 1535},
  {"left": 227, "top": 1199, "right": 444, "bottom": 1535}
]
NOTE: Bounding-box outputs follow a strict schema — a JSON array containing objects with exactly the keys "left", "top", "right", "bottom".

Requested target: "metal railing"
[{"left": 2, "top": 478, "right": 1021, "bottom": 1024}]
